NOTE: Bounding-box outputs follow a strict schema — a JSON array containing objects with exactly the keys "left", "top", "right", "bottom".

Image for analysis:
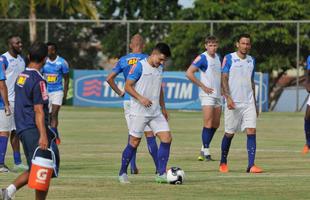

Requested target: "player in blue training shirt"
[
  {"left": 0, "top": 42, "right": 60, "bottom": 200},
  {"left": 42, "top": 42, "right": 70, "bottom": 145},
  {"left": 186, "top": 36, "right": 222, "bottom": 162},
  {"left": 302, "top": 56, "right": 310, "bottom": 154},
  {"left": 106, "top": 34, "right": 158, "bottom": 174},
  {"left": 118, "top": 43, "right": 172, "bottom": 184},
  {"left": 0, "top": 55, "right": 12, "bottom": 173}
]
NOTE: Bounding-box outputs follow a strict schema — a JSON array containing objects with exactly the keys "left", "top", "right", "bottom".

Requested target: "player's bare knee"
[
  {"left": 224, "top": 132, "right": 234, "bottom": 138},
  {"left": 0, "top": 132, "right": 9, "bottom": 137},
  {"left": 144, "top": 131, "right": 154, "bottom": 137},
  {"left": 129, "top": 136, "right": 141, "bottom": 148},
  {"left": 246, "top": 128, "right": 256, "bottom": 135}
]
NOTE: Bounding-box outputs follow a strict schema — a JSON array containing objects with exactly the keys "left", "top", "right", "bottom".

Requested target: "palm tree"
[{"left": 0, "top": 0, "right": 98, "bottom": 43}]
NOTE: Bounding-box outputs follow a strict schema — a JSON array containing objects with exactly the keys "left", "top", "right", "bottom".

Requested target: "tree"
[{"left": 0, "top": 0, "right": 98, "bottom": 43}]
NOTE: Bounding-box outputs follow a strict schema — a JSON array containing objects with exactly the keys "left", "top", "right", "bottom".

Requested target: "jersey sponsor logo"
[
  {"left": 127, "top": 58, "right": 138, "bottom": 65},
  {"left": 16, "top": 74, "right": 29, "bottom": 87},
  {"left": 39, "top": 81, "right": 49, "bottom": 100},
  {"left": 45, "top": 74, "right": 58, "bottom": 83}
]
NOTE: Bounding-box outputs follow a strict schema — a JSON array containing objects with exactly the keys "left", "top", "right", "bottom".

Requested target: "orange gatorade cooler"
[{"left": 28, "top": 148, "right": 56, "bottom": 191}]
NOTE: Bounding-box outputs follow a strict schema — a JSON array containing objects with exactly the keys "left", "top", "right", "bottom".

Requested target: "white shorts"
[
  {"left": 48, "top": 91, "right": 64, "bottom": 112},
  {"left": 0, "top": 103, "right": 15, "bottom": 132},
  {"left": 224, "top": 103, "right": 257, "bottom": 134},
  {"left": 307, "top": 95, "right": 310, "bottom": 106},
  {"left": 129, "top": 114, "right": 170, "bottom": 138},
  {"left": 200, "top": 96, "right": 222, "bottom": 107},
  {"left": 123, "top": 101, "right": 151, "bottom": 132}
]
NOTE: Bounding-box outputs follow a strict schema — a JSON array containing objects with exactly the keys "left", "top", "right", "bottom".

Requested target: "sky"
[{"left": 178, "top": 0, "right": 194, "bottom": 8}]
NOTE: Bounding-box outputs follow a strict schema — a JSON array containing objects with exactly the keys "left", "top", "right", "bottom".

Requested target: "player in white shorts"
[
  {"left": 118, "top": 43, "right": 172, "bottom": 184},
  {"left": 186, "top": 36, "right": 222, "bottom": 161},
  {"left": 0, "top": 55, "right": 12, "bottom": 173},
  {"left": 219, "top": 34, "right": 263, "bottom": 173},
  {"left": 106, "top": 34, "right": 158, "bottom": 174},
  {"left": 42, "top": 42, "right": 70, "bottom": 145},
  {"left": 303, "top": 55, "right": 310, "bottom": 154},
  {"left": 1, "top": 35, "right": 28, "bottom": 172}
]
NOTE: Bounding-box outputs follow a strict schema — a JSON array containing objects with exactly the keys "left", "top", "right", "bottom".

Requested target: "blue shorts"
[{"left": 18, "top": 127, "right": 60, "bottom": 177}]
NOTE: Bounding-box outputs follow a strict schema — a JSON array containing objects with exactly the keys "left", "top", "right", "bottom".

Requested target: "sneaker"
[
  {"left": 155, "top": 173, "right": 168, "bottom": 184},
  {"left": 302, "top": 144, "right": 309, "bottom": 154},
  {"left": 130, "top": 168, "right": 139, "bottom": 174},
  {"left": 247, "top": 165, "right": 263, "bottom": 173},
  {"left": 12, "top": 163, "right": 28, "bottom": 172},
  {"left": 219, "top": 163, "right": 229, "bottom": 173},
  {"left": 198, "top": 151, "right": 204, "bottom": 161},
  {"left": 118, "top": 173, "right": 130, "bottom": 184},
  {"left": 0, "top": 188, "right": 12, "bottom": 200},
  {"left": 205, "top": 155, "right": 215, "bottom": 161},
  {"left": 0, "top": 165, "right": 10, "bottom": 173}
]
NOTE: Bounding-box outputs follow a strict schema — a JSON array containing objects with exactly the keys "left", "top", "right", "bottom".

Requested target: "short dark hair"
[
  {"left": 153, "top": 43, "right": 171, "bottom": 57},
  {"left": 7, "top": 35, "right": 20, "bottom": 44},
  {"left": 236, "top": 34, "right": 251, "bottom": 42},
  {"left": 205, "top": 36, "right": 218, "bottom": 44},
  {"left": 46, "top": 42, "right": 57, "bottom": 51},
  {"left": 28, "top": 42, "right": 48, "bottom": 63}
]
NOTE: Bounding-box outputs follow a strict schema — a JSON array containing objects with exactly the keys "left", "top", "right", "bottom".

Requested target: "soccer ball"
[{"left": 166, "top": 167, "right": 185, "bottom": 184}]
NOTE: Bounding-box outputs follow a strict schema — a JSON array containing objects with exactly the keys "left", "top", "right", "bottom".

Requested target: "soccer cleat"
[
  {"left": 12, "top": 163, "right": 28, "bottom": 172},
  {"left": 118, "top": 173, "right": 130, "bottom": 184},
  {"left": 56, "top": 138, "right": 61, "bottom": 145},
  {"left": 205, "top": 155, "right": 215, "bottom": 161},
  {"left": 0, "top": 165, "right": 10, "bottom": 173},
  {"left": 247, "top": 165, "right": 263, "bottom": 173},
  {"left": 130, "top": 167, "right": 139, "bottom": 174},
  {"left": 219, "top": 163, "right": 229, "bottom": 173},
  {"left": 198, "top": 151, "right": 204, "bottom": 161},
  {"left": 155, "top": 173, "right": 168, "bottom": 184},
  {"left": 302, "top": 144, "right": 309, "bottom": 154},
  {"left": 0, "top": 188, "right": 12, "bottom": 200}
]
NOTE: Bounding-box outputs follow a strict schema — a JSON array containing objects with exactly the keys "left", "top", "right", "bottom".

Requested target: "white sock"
[
  {"left": 200, "top": 145, "right": 204, "bottom": 152},
  {"left": 7, "top": 184, "right": 16, "bottom": 198},
  {"left": 203, "top": 148, "right": 210, "bottom": 156}
]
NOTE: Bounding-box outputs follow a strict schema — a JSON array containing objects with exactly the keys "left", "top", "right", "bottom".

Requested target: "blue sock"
[
  {"left": 146, "top": 136, "right": 158, "bottom": 172},
  {"left": 220, "top": 134, "right": 233, "bottom": 164},
  {"left": 304, "top": 119, "right": 310, "bottom": 146},
  {"left": 157, "top": 142, "right": 171, "bottom": 175},
  {"left": 0, "top": 136, "right": 8, "bottom": 165},
  {"left": 119, "top": 144, "right": 136, "bottom": 176},
  {"left": 130, "top": 149, "right": 137, "bottom": 170},
  {"left": 13, "top": 151, "right": 22, "bottom": 165},
  {"left": 202, "top": 127, "right": 215, "bottom": 148},
  {"left": 247, "top": 134, "right": 256, "bottom": 169}
]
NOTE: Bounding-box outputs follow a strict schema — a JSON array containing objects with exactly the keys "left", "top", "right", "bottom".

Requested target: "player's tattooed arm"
[
  {"left": 306, "top": 70, "right": 310, "bottom": 93},
  {"left": 222, "top": 73, "right": 235, "bottom": 109},
  {"left": 252, "top": 78, "right": 259, "bottom": 116}
]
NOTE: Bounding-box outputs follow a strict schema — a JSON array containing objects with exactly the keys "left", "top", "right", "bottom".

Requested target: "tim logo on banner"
[{"left": 74, "top": 70, "right": 268, "bottom": 111}]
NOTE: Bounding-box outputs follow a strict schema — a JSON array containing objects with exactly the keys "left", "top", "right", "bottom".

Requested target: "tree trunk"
[{"left": 29, "top": 0, "right": 36, "bottom": 43}]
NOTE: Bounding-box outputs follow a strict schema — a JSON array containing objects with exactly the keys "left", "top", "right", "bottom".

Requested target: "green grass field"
[{"left": 1, "top": 107, "right": 309, "bottom": 200}]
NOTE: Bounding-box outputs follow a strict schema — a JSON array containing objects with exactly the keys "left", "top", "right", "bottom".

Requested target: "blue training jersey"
[
  {"left": 14, "top": 68, "right": 49, "bottom": 134},
  {"left": 112, "top": 53, "right": 148, "bottom": 100},
  {"left": 307, "top": 56, "right": 310, "bottom": 70},
  {"left": 42, "top": 56, "right": 69, "bottom": 93},
  {"left": 0, "top": 56, "right": 8, "bottom": 109}
]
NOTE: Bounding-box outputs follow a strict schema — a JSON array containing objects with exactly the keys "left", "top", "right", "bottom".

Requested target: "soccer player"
[
  {"left": 186, "top": 36, "right": 222, "bottom": 161},
  {"left": 219, "top": 34, "right": 263, "bottom": 173},
  {"left": 106, "top": 34, "right": 158, "bottom": 174},
  {"left": 303, "top": 55, "right": 310, "bottom": 154},
  {"left": 118, "top": 43, "right": 172, "bottom": 184},
  {"left": 0, "top": 41, "right": 60, "bottom": 200},
  {"left": 1, "top": 35, "right": 28, "bottom": 172},
  {"left": 42, "top": 42, "right": 70, "bottom": 145},
  {"left": 0, "top": 55, "right": 12, "bottom": 173}
]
